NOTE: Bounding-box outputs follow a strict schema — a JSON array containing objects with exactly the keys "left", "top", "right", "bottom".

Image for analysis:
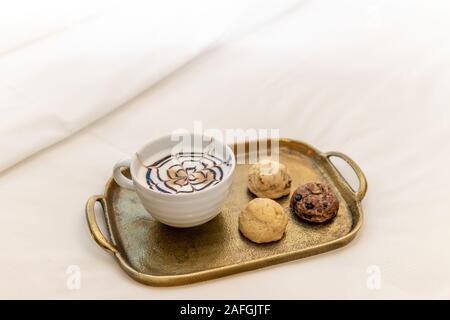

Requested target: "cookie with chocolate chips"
[{"left": 290, "top": 182, "right": 339, "bottom": 223}]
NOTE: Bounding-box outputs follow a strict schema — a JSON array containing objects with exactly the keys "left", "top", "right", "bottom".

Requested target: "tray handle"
[
  {"left": 325, "top": 151, "right": 367, "bottom": 202},
  {"left": 85, "top": 195, "right": 118, "bottom": 254}
]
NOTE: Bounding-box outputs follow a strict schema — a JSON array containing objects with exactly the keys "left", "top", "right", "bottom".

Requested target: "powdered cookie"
[{"left": 247, "top": 160, "right": 291, "bottom": 199}]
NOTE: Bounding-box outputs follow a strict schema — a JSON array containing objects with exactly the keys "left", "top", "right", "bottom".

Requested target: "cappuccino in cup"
[
  {"left": 143, "top": 151, "right": 232, "bottom": 194},
  {"left": 113, "top": 134, "right": 235, "bottom": 228}
]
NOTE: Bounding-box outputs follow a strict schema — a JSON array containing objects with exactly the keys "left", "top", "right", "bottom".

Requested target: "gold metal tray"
[{"left": 86, "top": 138, "right": 367, "bottom": 286}]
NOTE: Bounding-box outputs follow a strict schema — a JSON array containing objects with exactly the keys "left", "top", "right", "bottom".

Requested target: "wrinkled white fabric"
[
  {"left": 0, "top": 0, "right": 298, "bottom": 172},
  {"left": 1, "top": 0, "right": 450, "bottom": 299}
]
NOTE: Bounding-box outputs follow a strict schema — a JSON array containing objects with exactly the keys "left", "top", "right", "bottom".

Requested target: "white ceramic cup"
[{"left": 113, "top": 134, "right": 236, "bottom": 228}]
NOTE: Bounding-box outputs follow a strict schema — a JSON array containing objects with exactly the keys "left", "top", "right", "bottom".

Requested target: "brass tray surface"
[{"left": 86, "top": 138, "right": 367, "bottom": 286}]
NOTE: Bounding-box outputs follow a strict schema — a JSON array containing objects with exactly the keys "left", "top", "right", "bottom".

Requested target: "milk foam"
[{"left": 136, "top": 149, "right": 232, "bottom": 194}]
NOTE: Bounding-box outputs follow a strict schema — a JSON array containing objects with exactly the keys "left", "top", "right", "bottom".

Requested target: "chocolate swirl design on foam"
[{"left": 145, "top": 152, "right": 232, "bottom": 194}]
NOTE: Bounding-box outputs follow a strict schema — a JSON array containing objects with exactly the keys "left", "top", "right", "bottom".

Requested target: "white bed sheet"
[
  {"left": 0, "top": 0, "right": 300, "bottom": 173},
  {"left": 1, "top": 0, "right": 450, "bottom": 299}
]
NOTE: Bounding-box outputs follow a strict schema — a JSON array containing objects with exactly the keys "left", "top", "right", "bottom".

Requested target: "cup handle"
[{"left": 113, "top": 158, "right": 135, "bottom": 190}]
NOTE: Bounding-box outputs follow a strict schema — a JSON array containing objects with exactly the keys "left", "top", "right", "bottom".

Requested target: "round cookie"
[
  {"left": 239, "top": 198, "right": 288, "bottom": 243},
  {"left": 247, "top": 160, "right": 292, "bottom": 199},
  {"left": 290, "top": 182, "right": 339, "bottom": 223}
]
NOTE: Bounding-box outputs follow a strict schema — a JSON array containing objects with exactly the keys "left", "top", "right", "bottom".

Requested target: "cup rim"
[{"left": 130, "top": 133, "right": 236, "bottom": 197}]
